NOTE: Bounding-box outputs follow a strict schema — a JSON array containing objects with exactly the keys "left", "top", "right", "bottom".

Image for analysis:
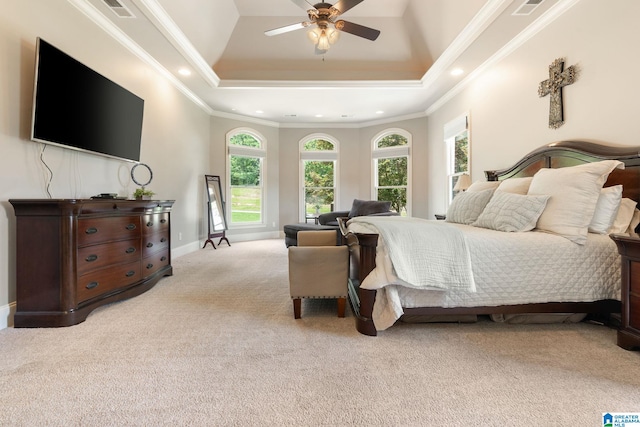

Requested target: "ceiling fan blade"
[
  {"left": 290, "top": 0, "right": 316, "bottom": 11},
  {"left": 265, "top": 21, "right": 311, "bottom": 37},
  {"left": 335, "top": 20, "right": 380, "bottom": 41},
  {"left": 331, "top": 0, "right": 365, "bottom": 15}
]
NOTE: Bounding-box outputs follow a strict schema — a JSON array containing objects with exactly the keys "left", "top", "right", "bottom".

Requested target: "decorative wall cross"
[{"left": 538, "top": 58, "right": 576, "bottom": 129}]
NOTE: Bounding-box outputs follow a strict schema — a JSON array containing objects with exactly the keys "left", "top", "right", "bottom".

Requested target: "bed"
[{"left": 340, "top": 141, "right": 640, "bottom": 336}]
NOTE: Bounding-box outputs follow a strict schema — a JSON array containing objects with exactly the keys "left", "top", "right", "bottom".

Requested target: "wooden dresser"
[
  {"left": 610, "top": 234, "right": 640, "bottom": 350},
  {"left": 9, "top": 199, "right": 174, "bottom": 327}
]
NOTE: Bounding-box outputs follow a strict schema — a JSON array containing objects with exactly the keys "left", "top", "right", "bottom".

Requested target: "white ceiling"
[{"left": 80, "top": 0, "right": 561, "bottom": 126}]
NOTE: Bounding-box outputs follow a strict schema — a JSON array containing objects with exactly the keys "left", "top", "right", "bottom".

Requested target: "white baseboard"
[
  {"left": 0, "top": 302, "right": 16, "bottom": 330},
  {"left": 227, "top": 230, "right": 281, "bottom": 243}
]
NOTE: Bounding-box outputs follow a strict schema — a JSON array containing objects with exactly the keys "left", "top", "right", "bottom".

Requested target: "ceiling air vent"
[
  {"left": 512, "top": 0, "right": 545, "bottom": 16},
  {"left": 102, "top": 0, "right": 135, "bottom": 18}
]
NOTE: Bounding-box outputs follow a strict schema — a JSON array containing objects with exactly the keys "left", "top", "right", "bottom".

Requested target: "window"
[
  {"left": 300, "top": 135, "right": 338, "bottom": 220},
  {"left": 372, "top": 129, "right": 411, "bottom": 216},
  {"left": 445, "top": 114, "right": 470, "bottom": 204},
  {"left": 227, "top": 129, "right": 266, "bottom": 226}
]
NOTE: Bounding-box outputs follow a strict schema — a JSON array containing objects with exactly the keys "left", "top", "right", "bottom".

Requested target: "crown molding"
[
  {"left": 420, "top": 0, "right": 512, "bottom": 88},
  {"left": 425, "top": 0, "right": 582, "bottom": 116},
  {"left": 134, "top": 0, "right": 221, "bottom": 87},
  {"left": 218, "top": 79, "right": 424, "bottom": 89},
  {"left": 68, "top": 0, "right": 214, "bottom": 115}
]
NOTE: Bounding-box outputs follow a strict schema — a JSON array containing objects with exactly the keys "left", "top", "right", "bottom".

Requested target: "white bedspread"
[
  {"left": 347, "top": 218, "right": 621, "bottom": 331},
  {"left": 348, "top": 216, "right": 475, "bottom": 292}
]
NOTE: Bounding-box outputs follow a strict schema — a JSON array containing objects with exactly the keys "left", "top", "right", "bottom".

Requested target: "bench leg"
[{"left": 293, "top": 298, "right": 301, "bottom": 319}]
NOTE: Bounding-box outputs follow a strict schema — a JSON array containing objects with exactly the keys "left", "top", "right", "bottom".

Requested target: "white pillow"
[
  {"left": 466, "top": 181, "right": 500, "bottom": 192},
  {"left": 627, "top": 208, "right": 640, "bottom": 234},
  {"left": 527, "top": 160, "right": 624, "bottom": 244},
  {"left": 496, "top": 177, "right": 533, "bottom": 195},
  {"left": 473, "top": 192, "right": 550, "bottom": 232},
  {"left": 445, "top": 189, "right": 494, "bottom": 225},
  {"left": 588, "top": 185, "right": 623, "bottom": 234},
  {"left": 609, "top": 198, "right": 637, "bottom": 234}
]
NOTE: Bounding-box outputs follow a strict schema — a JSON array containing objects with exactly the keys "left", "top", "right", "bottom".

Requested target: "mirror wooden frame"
[{"left": 203, "top": 175, "right": 230, "bottom": 249}]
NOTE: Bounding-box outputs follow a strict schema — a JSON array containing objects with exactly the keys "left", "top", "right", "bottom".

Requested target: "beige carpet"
[{"left": 0, "top": 238, "right": 639, "bottom": 426}]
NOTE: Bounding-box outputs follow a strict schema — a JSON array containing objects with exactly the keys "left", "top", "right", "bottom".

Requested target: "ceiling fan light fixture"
[{"left": 307, "top": 26, "right": 339, "bottom": 51}]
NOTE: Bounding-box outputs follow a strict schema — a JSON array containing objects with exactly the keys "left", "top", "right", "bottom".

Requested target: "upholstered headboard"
[{"left": 484, "top": 140, "right": 640, "bottom": 203}]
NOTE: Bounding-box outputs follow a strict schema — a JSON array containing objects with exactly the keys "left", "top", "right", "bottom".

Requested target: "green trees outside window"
[
  {"left": 374, "top": 131, "right": 410, "bottom": 216},
  {"left": 229, "top": 132, "right": 264, "bottom": 224},
  {"left": 301, "top": 138, "right": 337, "bottom": 217}
]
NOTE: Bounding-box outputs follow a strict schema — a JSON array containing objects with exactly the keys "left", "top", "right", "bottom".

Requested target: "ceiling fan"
[{"left": 265, "top": 0, "right": 381, "bottom": 54}]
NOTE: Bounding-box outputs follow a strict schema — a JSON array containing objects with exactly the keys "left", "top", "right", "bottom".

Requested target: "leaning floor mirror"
[{"left": 204, "top": 175, "right": 230, "bottom": 249}]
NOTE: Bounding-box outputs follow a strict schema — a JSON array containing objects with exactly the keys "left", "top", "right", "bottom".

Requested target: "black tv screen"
[{"left": 31, "top": 38, "right": 144, "bottom": 163}]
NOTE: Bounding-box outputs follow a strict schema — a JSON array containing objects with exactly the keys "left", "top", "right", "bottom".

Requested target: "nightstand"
[{"left": 610, "top": 234, "right": 640, "bottom": 350}]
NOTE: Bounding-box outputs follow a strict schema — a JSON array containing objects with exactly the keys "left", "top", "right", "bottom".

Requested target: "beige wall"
[
  {"left": 426, "top": 0, "right": 640, "bottom": 218},
  {"left": 0, "top": 0, "right": 211, "bottom": 324}
]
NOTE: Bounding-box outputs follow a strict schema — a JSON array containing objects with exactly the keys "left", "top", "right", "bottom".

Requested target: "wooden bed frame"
[{"left": 341, "top": 140, "right": 640, "bottom": 336}]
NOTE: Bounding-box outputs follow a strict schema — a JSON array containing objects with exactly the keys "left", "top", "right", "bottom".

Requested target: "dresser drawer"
[
  {"left": 77, "top": 239, "right": 141, "bottom": 276},
  {"left": 142, "top": 250, "right": 170, "bottom": 278},
  {"left": 77, "top": 261, "right": 142, "bottom": 303},
  {"left": 77, "top": 216, "right": 141, "bottom": 246},
  {"left": 142, "top": 231, "right": 169, "bottom": 257},
  {"left": 142, "top": 213, "right": 169, "bottom": 235}
]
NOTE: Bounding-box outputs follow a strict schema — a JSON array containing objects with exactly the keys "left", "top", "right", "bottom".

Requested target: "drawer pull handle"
[
  {"left": 125, "top": 247, "right": 136, "bottom": 254},
  {"left": 126, "top": 270, "right": 135, "bottom": 277},
  {"left": 146, "top": 221, "right": 153, "bottom": 227},
  {"left": 160, "top": 256, "right": 167, "bottom": 262},
  {"left": 85, "top": 254, "right": 98, "bottom": 262},
  {"left": 85, "top": 227, "right": 98, "bottom": 235},
  {"left": 126, "top": 224, "right": 137, "bottom": 230},
  {"left": 146, "top": 242, "right": 154, "bottom": 248},
  {"left": 86, "top": 281, "right": 99, "bottom": 290},
  {"left": 160, "top": 237, "right": 167, "bottom": 243},
  {"left": 146, "top": 263, "right": 154, "bottom": 270},
  {"left": 160, "top": 219, "right": 167, "bottom": 224}
]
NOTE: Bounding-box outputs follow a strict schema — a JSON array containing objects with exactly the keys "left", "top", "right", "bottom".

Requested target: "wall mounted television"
[{"left": 31, "top": 38, "right": 144, "bottom": 163}]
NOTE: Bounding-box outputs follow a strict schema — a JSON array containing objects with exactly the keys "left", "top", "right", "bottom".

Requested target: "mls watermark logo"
[{"left": 603, "top": 413, "right": 640, "bottom": 426}]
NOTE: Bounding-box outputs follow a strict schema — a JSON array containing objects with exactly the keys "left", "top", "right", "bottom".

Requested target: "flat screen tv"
[{"left": 31, "top": 38, "right": 144, "bottom": 163}]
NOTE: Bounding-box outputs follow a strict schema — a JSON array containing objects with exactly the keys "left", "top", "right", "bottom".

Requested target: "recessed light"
[
  {"left": 451, "top": 68, "right": 464, "bottom": 76},
  {"left": 255, "top": 110, "right": 264, "bottom": 114},
  {"left": 376, "top": 111, "right": 384, "bottom": 115},
  {"left": 315, "top": 114, "right": 323, "bottom": 118},
  {"left": 178, "top": 68, "right": 191, "bottom": 76}
]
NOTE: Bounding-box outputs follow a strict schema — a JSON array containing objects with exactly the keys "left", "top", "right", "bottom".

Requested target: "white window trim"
[
  {"left": 371, "top": 128, "right": 412, "bottom": 216},
  {"left": 226, "top": 127, "right": 267, "bottom": 228},
  {"left": 299, "top": 133, "right": 340, "bottom": 222}
]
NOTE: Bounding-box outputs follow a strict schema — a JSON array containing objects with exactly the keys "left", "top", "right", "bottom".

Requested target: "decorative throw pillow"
[
  {"left": 466, "top": 180, "right": 500, "bottom": 192},
  {"left": 627, "top": 208, "right": 640, "bottom": 234},
  {"left": 348, "top": 199, "right": 391, "bottom": 218},
  {"left": 588, "top": 185, "right": 623, "bottom": 234},
  {"left": 527, "top": 160, "right": 623, "bottom": 244},
  {"left": 445, "top": 189, "right": 494, "bottom": 225},
  {"left": 473, "top": 192, "right": 550, "bottom": 232},
  {"left": 609, "top": 198, "right": 637, "bottom": 234},
  {"left": 496, "top": 177, "right": 533, "bottom": 195}
]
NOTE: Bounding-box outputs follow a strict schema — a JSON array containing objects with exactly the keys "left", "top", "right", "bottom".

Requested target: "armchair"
[{"left": 288, "top": 230, "right": 349, "bottom": 319}]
